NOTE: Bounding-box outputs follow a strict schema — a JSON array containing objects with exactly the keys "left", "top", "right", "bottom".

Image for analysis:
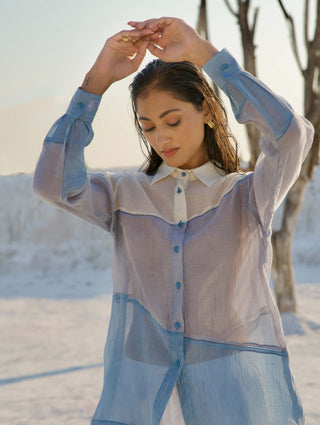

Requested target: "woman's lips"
[{"left": 162, "top": 148, "right": 180, "bottom": 157}]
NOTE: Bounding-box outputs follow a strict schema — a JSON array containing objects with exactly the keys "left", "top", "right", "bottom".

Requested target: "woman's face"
[{"left": 136, "top": 89, "right": 210, "bottom": 169}]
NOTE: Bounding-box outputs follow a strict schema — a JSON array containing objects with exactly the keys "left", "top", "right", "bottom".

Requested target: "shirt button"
[
  {"left": 174, "top": 321, "right": 181, "bottom": 329},
  {"left": 181, "top": 172, "right": 187, "bottom": 177},
  {"left": 178, "top": 221, "right": 183, "bottom": 227},
  {"left": 77, "top": 102, "right": 84, "bottom": 108},
  {"left": 176, "top": 359, "right": 181, "bottom": 367},
  {"left": 177, "top": 187, "right": 182, "bottom": 194},
  {"left": 176, "top": 282, "right": 181, "bottom": 289},
  {"left": 174, "top": 246, "right": 179, "bottom": 253},
  {"left": 220, "top": 63, "right": 229, "bottom": 71}
]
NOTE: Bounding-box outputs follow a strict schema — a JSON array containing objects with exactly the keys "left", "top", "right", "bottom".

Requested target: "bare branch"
[
  {"left": 197, "top": 0, "right": 209, "bottom": 40},
  {"left": 277, "top": 0, "right": 304, "bottom": 74},
  {"left": 252, "top": 7, "right": 259, "bottom": 39},
  {"left": 313, "top": 0, "right": 320, "bottom": 48},
  {"left": 304, "top": 0, "right": 310, "bottom": 49},
  {"left": 223, "top": 0, "right": 238, "bottom": 17}
]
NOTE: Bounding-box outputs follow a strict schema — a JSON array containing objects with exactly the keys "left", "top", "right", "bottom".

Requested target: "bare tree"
[
  {"left": 224, "top": 1, "right": 261, "bottom": 169},
  {"left": 223, "top": 0, "right": 319, "bottom": 312},
  {"left": 272, "top": 0, "right": 320, "bottom": 312}
]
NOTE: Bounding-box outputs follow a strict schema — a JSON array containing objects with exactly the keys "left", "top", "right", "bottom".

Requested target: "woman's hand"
[
  {"left": 128, "top": 17, "right": 219, "bottom": 67},
  {"left": 81, "top": 28, "right": 152, "bottom": 95}
]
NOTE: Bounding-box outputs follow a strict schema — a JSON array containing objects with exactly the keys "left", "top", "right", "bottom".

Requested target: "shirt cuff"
[
  {"left": 66, "top": 88, "right": 102, "bottom": 124},
  {"left": 202, "top": 48, "right": 243, "bottom": 89}
]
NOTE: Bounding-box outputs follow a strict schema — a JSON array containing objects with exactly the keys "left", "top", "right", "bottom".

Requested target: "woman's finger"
[
  {"left": 148, "top": 32, "right": 162, "bottom": 42},
  {"left": 128, "top": 19, "right": 157, "bottom": 30},
  {"left": 142, "top": 17, "right": 176, "bottom": 32},
  {"left": 147, "top": 42, "right": 165, "bottom": 59},
  {"left": 129, "top": 17, "right": 175, "bottom": 28},
  {"left": 114, "top": 28, "right": 153, "bottom": 44},
  {"left": 131, "top": 38, "right": 149, "bottom": 68}
]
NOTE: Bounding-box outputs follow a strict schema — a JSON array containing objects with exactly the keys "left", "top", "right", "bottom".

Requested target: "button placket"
[
  {"left": 170, "top": 218, "right": 186, "bottom": 334},
  {"left": 170, "top": 170, "right": 188, "bottom": 369},
  {"left": 174, "top": 175, "right": 188, "bottom": 225}
]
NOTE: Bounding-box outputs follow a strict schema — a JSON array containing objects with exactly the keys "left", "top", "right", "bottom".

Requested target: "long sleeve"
[
  {"left": 203, "top": 49, "right": 314, "bottom": 234},
  {"left": 33, "top": 88, "right": 115, "bottom": 233}
]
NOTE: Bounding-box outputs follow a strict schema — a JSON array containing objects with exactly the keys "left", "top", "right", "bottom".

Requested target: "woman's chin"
[{"left": 163, "top": 157, "right": 184, "bottom": 169}]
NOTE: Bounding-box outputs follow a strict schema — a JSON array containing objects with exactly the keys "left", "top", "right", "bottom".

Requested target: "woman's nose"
[{"left": 155, "top": 128, "right": 169, "bottom": 148}]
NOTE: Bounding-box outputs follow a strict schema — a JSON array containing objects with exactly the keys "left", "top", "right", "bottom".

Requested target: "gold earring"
[{"left": 206, "top": 120, "right": 214, "bottom": 129}]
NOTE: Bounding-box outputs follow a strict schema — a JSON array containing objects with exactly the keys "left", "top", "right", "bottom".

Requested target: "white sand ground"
[{"left": 0, "top": 267, "right": 319, "bottom": 425}]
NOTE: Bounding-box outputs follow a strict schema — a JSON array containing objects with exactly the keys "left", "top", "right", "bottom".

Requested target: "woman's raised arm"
[{"left": 33, "top": 27, "right": 151, "bottom": 233}]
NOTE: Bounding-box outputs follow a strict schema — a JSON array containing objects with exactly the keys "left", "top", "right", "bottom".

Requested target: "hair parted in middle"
[{"left": 129, "top": 59, "right": 241, "bottom": 175}]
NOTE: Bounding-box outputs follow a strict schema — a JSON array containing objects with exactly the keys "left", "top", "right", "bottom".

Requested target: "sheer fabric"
[{"left": 33, "top": 49, "right": 313, "bottom": 425}]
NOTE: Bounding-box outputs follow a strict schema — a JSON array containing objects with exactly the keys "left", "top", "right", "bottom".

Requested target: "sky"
[{"left": 0, "top": 0, "right": 310, "bottom": 174}]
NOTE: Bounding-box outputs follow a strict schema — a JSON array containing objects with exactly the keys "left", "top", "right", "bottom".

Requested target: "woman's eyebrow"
[{"left": 139, "top": 108, "right": 181, "bottom": 121}]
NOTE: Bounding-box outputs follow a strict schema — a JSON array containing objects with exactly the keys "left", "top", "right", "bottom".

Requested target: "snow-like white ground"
[{"left": 0, "top": 168, "right": 319, "bottom": 424}]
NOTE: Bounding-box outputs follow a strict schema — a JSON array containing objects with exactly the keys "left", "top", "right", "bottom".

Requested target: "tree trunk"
[
  {"left": 272, "top": 130, "right": 319, "bottom": 311},
  {"left": 246, "top": 123, "right": 261, "bottom": 170},
  {"left": 197, "top": 0, "right": 220, "bottom": 97},
  {"left": 271, "top": 176, "right": 308, "bottom": 312},
  {"left": 272, "top": 232, "right": 297, "bottom": 312}
]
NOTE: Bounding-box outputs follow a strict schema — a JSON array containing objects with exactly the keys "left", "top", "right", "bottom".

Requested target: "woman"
[{"left": 34, "top": 17, "right": 313, "bottom": 425}]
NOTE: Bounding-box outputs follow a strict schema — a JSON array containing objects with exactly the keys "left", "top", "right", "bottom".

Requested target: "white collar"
[{"left": 150, "top": 161, "right": 225, "bottom": 187}]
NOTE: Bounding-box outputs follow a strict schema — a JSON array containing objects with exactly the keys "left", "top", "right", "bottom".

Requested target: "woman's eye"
[
  {"left": 142, "top": 119, "right": 180, "bottom": 133},
  {"left": 168, "top": 119, "right": 180, "bottom": 127}
]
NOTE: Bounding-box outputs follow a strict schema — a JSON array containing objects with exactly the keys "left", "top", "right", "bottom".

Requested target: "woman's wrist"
[
  {"left": 80, "top": 70, "right": 113, "bottom": 95},
  {"left": 191, "top": 39, "right": 219, "bottom": 68}
]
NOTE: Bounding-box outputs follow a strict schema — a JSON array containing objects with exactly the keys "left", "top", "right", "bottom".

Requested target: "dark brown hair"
[{"left": 129, "top": 59, "right": 240, "bottom": 175}]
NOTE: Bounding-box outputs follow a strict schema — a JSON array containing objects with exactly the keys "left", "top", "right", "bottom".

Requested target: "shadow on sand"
[{"left": 0, "top": 362, "right": 103, "bottom": 386}]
